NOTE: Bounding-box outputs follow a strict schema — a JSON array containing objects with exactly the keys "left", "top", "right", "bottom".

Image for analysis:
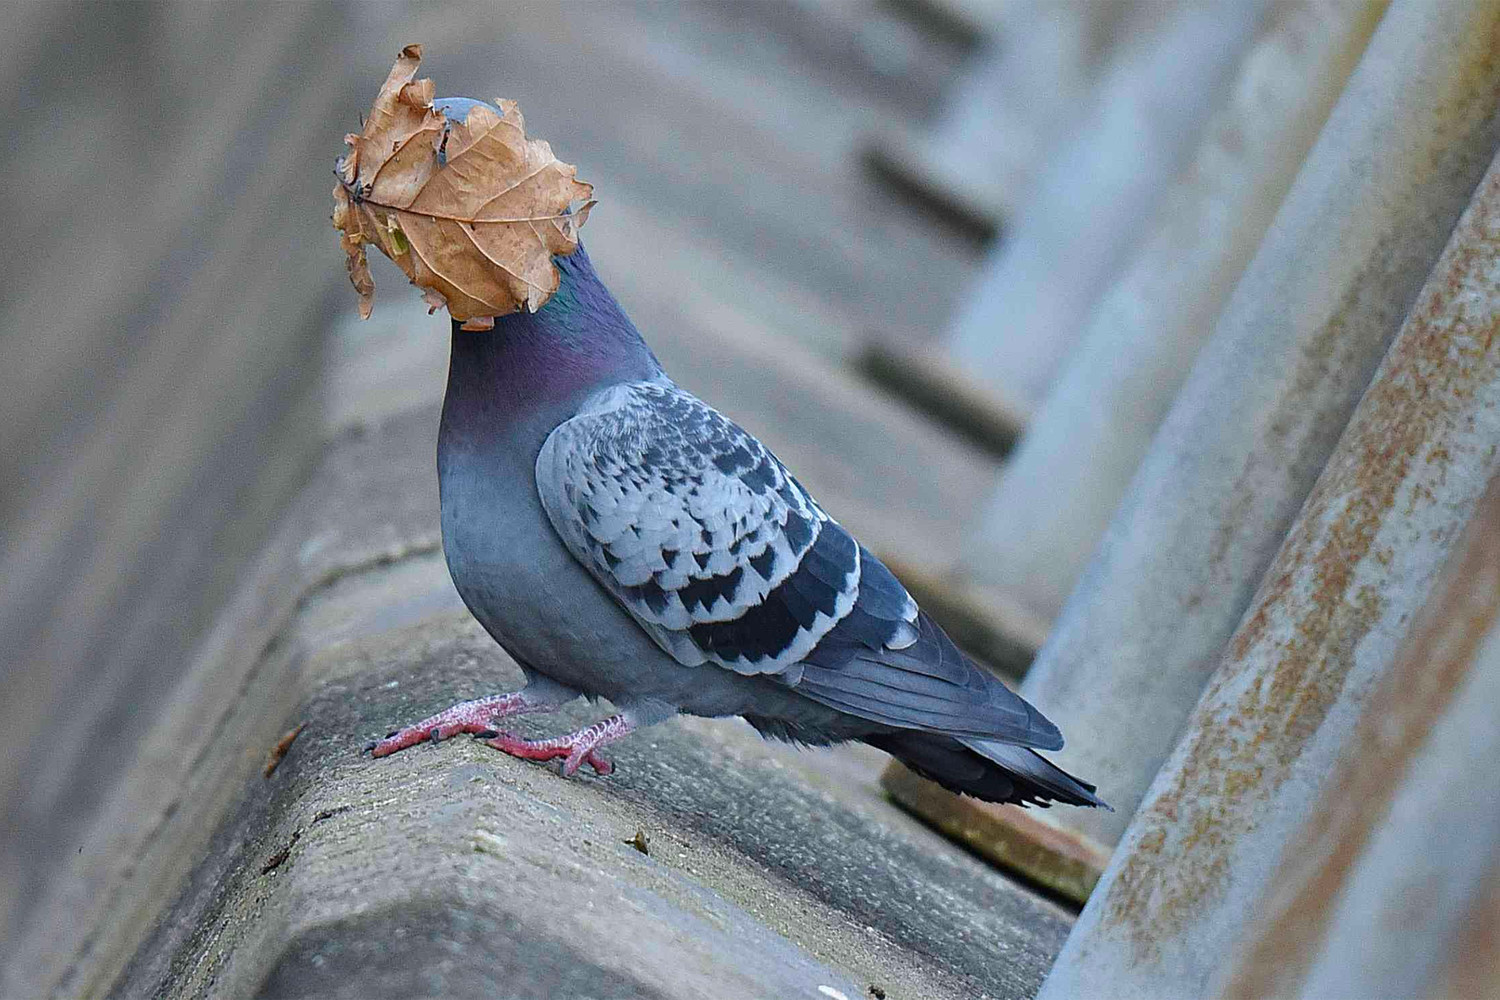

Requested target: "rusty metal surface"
[
  {"left": 1015, "top": 0, "right": 1500, "bottom": 853},
  {"left": 1039, "top": 124, "right": 1500, "bottom": 999},
  {"left": 1216, "top": 472, "right": 1500, "bottom": 997},
  {"left": 1424, "top": 867, "right": 1500, "bottom": 1000}
]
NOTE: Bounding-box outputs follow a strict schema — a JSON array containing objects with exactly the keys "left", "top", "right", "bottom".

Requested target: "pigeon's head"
[
  {"left": 336, "top": 96, "right": 495, "bottom": 191},
  {"left": 433, "top": 96, "right": 500, "bottom": 128},
  {"left": 433, "top": 97, "right": 502, "bottom": 168},
  {"left": 435, "top": 96, "right": 592, "bottom": 272}
]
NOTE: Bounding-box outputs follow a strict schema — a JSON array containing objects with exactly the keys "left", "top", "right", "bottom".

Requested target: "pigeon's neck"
[{"left": 441, "top": 244, "right": 663, "bottom": 451}]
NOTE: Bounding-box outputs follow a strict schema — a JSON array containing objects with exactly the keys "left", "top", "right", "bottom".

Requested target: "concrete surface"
[
  {"left": 0, "top": 1, "right": 358, "bottom": 958},
  {"left": 13, "top": 407, "right": 1074, "bottom": 1000}
]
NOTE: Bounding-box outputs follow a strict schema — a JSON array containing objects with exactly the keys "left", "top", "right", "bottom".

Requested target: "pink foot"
[
  {"left": 368, "top": 693, "right": 548, "bottom": 758},
  {"left": 478, "top": 714, "right": 636, "bottom": 777}
]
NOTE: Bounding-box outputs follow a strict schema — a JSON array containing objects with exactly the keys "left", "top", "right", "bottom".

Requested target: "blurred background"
[
  {"left": 7, "top": 2, "right": 1500, "bottom": 997},
  {"left": 0, "top": 0, "right": 1000, "bottom": 964}
]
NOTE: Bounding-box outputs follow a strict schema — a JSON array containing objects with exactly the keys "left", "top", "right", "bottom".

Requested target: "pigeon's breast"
[{"left": 437, "top": 439, "right": 719, "bottom": 708}]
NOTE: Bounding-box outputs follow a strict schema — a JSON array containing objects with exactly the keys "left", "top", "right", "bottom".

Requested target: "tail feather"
[
  {"left": 960, "top": 738, "right": 1110, "bottom": 809},
  {"left": 868, "top": 730, "right": 1109, "bottom": 809}
]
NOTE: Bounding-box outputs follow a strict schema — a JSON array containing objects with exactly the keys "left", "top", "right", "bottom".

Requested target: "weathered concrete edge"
[
  {"left": 103, "top": 570, "right": 1068, "bottom": 998},
  {"left": 6, "top": 412, "right": 444, "bottom": 1000},
  {"left": 125, "top": 616, "right": 881, "bottom": 1000}
]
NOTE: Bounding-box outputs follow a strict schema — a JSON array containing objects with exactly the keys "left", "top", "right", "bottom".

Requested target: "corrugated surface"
[
  {"left": 0, "top": 1, "right": 352, "bottom": 958},
  {"left": 964, "top": 0, "right": 1386, "bottom": 622},
  {"left": 1016, "top": 0, "right": 1500, "bottom": 851},
  {"left": 1216, "top": 472, "right": 1500, "bottom": 997},
  {"left": 944, "top": 0, "right": 1268, "bottom": 409},
  {"left": 1040, "top": 126, "right": 1500, "bottom": 999}
]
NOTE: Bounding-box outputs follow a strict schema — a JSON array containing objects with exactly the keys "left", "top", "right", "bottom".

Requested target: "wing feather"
[
  {"left": 538, "top": 381, "right": 1063, "bottom": 752},
  {"left": 800, "top": 611, "right": 1065, "bottom": 750},
  {"left": 538, "top": 381, "right": 872, "bottom": 675}
]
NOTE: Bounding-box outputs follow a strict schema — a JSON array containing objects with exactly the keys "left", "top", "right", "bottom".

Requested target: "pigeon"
[{"left": 368, "top": 99, "right": 1105, "bottom": 811}]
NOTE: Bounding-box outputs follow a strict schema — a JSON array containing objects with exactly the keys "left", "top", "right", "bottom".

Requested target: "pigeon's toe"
[
  {"left": 477, "top": 730, "right": 614, "bottom": 775},
  {"left": 476, "top": 714, "right": 635, "bottom": 776},
  {"left": 368, "top": 692, "right": 540, "bottom": 758}
]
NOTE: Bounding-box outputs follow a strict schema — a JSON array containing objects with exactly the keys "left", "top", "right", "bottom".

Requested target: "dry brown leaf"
[{"left": 332, "top": 44, "right": 594, "bottom": 327}]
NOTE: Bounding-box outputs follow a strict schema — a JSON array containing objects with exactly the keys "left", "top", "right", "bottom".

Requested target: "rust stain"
[
  {"left": 1100, "top": 157, "right": 1500, "bottom": 964},
  {"left": 1207, "top": 208, "right": 1408, "bottom": 607},
  {"left": 1221, "top": 474, "right": 1500, "bottom": 999},
  {"left": 1426, "top": 862, "right": 1500, "bottom": 999}
]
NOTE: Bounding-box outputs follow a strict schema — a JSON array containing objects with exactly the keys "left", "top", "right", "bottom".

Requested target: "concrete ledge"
[
  {"left": 861, "top": 127, "right": 1006, "bottom": 246},
  {"left": 12, "top": 406, "right": 1074, "bottom": 999},
  {"left": 856, "top": 338, "right": 1029, "bottom": 460},
  {"left": 129, "top": 614, "right": 1075, "bottom": 999},
  {"left": 4, "top": 409, "right": 446, "bottom": 1000}
]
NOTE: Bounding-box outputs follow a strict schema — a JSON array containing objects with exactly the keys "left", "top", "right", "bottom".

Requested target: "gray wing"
[
  {"left": 537, "top": 381, "right": 1060, "bottom": 749},
  {"left": 537, "top": 380, "right": 908, "bottom": 677}
]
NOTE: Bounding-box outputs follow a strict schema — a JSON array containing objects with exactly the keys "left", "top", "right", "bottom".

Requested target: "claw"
[{"left": 563, "top": 746, "right": 614, "bottom": 777}]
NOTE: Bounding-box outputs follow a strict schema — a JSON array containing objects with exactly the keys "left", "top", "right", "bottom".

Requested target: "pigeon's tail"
[{"left": 866, "top": 731, "right": 1109, "bottom": 809}]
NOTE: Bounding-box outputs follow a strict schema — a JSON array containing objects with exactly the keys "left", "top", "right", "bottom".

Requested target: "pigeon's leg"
[
  {"left": 478, "top": 713, "right": 636, "bottom": 777},
  {"left": 368, "top": 675, "right": 580, "bottom": 758}
]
